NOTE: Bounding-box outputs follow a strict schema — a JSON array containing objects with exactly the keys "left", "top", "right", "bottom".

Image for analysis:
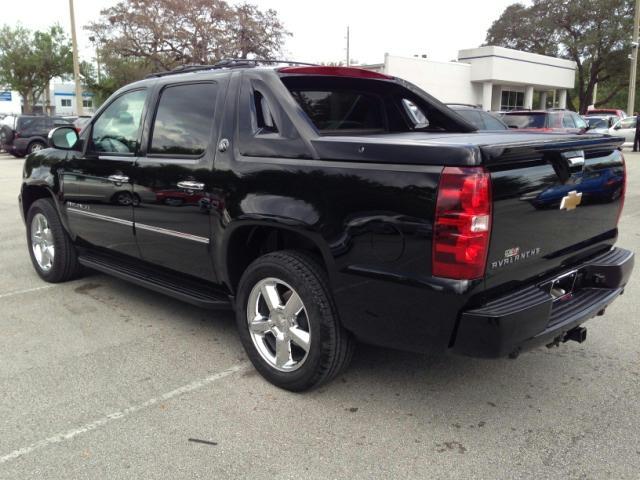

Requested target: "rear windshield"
[
  {"left": 289, "top": 90, "right": 386, "bottom": 133},
  {"left": 280, "top": 75, "right": 474, "bottom": 135},
  {"left": 502, "top": 113, "right": 546, "bottom": 129}
]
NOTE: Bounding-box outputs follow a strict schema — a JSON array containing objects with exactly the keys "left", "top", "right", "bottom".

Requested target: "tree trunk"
[{"left": 21, "top": 90, "right": 32, "bottom": 114}]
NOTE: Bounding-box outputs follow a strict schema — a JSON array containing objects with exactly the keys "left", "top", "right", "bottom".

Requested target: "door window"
[
  {"left": 617, "top": 117, "right": 636, "bottom": 130},
  {"left": 562, "top": 114, "right": 576, "bottom": 128},
  {"left": 574, "top": 114, "right": 587, "bottom": 129},
  {"left": 149, "top": 83, "right": 217, "bottom": 156},
  {"left": 91, "top": 89, "right": 147, "bottom": 154}
]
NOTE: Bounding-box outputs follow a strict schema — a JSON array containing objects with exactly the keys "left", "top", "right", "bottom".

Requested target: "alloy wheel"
[
  {"left": 246, "top": 277, "right": 311, "bottom": 372},
  {"left": 30, "top": 213, "right": 55, "bottom": 272}
]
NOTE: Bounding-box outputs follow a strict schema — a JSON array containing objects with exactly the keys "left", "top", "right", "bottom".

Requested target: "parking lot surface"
[{"left": 1, "top": 150, "right": 640, "bottom": 479}]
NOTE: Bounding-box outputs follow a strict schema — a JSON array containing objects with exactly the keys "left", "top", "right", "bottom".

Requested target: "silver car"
[{"left": 608, "top": 117, "right": 637, "bottom": 148}]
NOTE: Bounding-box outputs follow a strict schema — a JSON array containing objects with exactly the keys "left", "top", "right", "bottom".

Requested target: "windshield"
[
  {"left": 502, "top": 113, "right": 546, "bottom": 129},
  {"left": 587, "top": 117, "right": 609, "bottom": 129}
]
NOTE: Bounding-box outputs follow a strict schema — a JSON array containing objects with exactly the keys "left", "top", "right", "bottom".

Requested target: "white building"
[
  {"left": 364, "top": 46, "right": 576, "bottom": 111},
  {"left": 52, "top": 82, "right": 95, "bottom": 116},
  {"left": 0, "top": 81, "right": 95, "bottom": 116},
  {"left": 0, "top": 90, "right": 23, "bottom": 115}
]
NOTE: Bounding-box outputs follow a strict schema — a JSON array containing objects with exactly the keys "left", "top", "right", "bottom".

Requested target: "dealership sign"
[{"left": 0, "top": 91, "right": 12, "bottom": 102}]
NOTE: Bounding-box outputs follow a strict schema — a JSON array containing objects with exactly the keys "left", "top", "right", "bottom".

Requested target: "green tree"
[
  {"left": 485, "top": 0, "right": 635, "bottom": 113},
  {"left": 0, "top": 25, "right": 72, "bottom": 113}
]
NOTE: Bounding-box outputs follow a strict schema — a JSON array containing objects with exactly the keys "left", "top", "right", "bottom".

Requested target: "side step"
[{"left": 78, "top": 252, "right": 232, "bottom": 310}]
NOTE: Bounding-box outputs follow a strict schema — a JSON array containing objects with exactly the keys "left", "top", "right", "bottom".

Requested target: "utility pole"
[
  {"left": 68, "top": 0, "right": 84, "bottom": 116},
  {"left": 346, "top": 26, "right": 350, "bottom": 67},
  {"left": 627, "top": 0, "right": 640, "bottom": 115}
]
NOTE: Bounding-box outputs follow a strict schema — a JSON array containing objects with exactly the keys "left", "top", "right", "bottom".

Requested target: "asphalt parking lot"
[{"left": 1, "top": 150, "right": 640, "bottom": 479}]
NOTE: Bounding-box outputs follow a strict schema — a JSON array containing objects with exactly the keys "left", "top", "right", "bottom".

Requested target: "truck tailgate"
[{"left": 482, "top": 138, "right": 625, "bottom": 291}]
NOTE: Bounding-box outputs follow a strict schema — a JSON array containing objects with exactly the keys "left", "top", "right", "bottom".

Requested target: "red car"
[
  {"left": 501, "top": 109, "right": 589, "bottom": 134},
  {"left": 585, "top": 109, "right": 628, "bottom": 121}
]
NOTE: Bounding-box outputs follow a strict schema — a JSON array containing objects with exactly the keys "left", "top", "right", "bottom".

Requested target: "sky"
[{"left": 0, "top": 0, "right": 527, "bottom": 65}]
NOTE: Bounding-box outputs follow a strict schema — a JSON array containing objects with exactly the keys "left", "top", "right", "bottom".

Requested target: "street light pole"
[
  {"left": 68, "top": 0, "right": 84, "bottom": 116},
  {"left": 627, "top": 0, "right": 640, "bottom": 115}
]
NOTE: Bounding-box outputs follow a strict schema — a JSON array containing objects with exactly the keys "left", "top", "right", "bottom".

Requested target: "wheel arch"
[
  {"left": 21, "top": 183, "right": 72, "bottom": 235},
  {"left": 220, "top": 222, "right": 335, "bottom": 295}
]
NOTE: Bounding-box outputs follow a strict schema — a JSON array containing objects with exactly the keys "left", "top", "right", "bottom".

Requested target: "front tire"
[
  {"left": 27, "top": 141, "right": 46, "bottom": 154},
  {"left": 26, "top": 198, "right": 81, "bottom": 282},
  {"left": 236, "top": 250, "right": 354, "bottom": 391}
]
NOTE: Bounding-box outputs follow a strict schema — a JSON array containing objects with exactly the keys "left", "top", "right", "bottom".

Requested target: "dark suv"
[
  {"left": 501, "top": 109, "right": 589, "bottom": 133},
  {"left": 0, "top": 115, "right": 72, "bottom": 157}
]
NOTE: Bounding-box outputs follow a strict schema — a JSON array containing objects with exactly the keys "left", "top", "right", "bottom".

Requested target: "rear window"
[
  {"left": 502, "top": 113, "right": 546, "bottom": 129},
  {"left": 280, "top": 74, "right": 474, "bottom": 135},
  {"left": 289, "top": 90, "right": 385, "bottom": 133}
]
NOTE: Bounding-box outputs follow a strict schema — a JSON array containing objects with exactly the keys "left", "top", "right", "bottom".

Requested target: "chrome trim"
[
  {"left": 134, "top": 223, "right": 210, "bottom": 244},
  {"left": 67, "top": 207, "right": 133, "bottom": 226},
  {"left": 67, "top": 207, "right": 210, "bottom": 244},
  {"left": 176, "top": 180, "right": 205, "bottom": 191}
]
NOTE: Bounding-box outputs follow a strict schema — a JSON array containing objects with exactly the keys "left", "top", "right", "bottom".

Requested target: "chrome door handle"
[
  {"left": 177, "top": 181, "right": 205, "bottom": 191},
  {"left": 108, "top": 174, "right": 129, "bottom": 183}
]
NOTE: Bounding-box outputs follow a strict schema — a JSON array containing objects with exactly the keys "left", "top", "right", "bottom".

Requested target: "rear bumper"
[{"left": 452, "top": 247, "right": 634, "bottom": 358}]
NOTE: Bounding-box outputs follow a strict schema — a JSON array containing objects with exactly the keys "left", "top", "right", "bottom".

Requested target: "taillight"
[
  {"left": 617, "top": 154, "right": 626, "bottom": 225},
  {"left": 432, "top": 167, "right": 492, "bottom": 280}
]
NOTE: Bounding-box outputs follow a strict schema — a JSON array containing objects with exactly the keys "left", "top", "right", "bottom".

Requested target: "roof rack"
[{"left": 146, "top": 58, "right": 319, "bottom": 78}]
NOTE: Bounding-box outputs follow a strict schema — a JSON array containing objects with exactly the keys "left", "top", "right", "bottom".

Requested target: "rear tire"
[
  {"left": 26, "top": 198, "right": 81, "bottom": 283},
  {"left": 235, "top": 250, "right": 354, "bottom": 391}
]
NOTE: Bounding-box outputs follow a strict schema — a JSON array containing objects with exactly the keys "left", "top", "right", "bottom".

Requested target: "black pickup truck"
[{"left": 19, "top": 62, "right": 633, "bottom": 391}]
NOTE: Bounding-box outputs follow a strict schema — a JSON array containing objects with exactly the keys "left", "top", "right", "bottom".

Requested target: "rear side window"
[
  {"left": 150, "top": 83, "right": 217, "bottom": 156},
  {"left": 481, "top": 112, "right": 507, "bottom": 130},
  {"left": 289, "top": 89, "right": 386, "bottom": 133},
  {"left": 454, "top": 109, "right": 484, "bottom": 129},
  {"left": 574, "top": 114, "right": 587, "bottom": 129},
  {"left": 562, "top": 114, "right": 575, "bottom": 128},
  {"left": 502, "top": 114, "right": 546, "bottom": 129}
]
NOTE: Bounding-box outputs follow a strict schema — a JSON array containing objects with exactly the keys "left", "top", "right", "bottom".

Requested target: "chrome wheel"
[
  {"left": 247, "top": 277, "right": 311, "bottom": 372},
  {"left": 29, "top": 142, "right": 44, "bottom": 153},
  {"left": 30, "top": 213, "right": 55, "bottom": 272}
]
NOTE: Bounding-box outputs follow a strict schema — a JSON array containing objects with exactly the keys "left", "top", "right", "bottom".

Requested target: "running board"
[{"left": 78, "top": 252, "right": 232, "bottom": 310}]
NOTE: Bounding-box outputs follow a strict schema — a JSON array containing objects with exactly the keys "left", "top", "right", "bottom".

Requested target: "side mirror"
[{"left": 48, "top": 126, "right": 79, "bottom": 150}]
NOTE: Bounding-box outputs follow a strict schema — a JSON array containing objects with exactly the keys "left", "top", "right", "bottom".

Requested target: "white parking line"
[
  {"left": 0, "top": 363, "right": 247, "bottom": 464},
  {"left": 0, "top": 284, "right": 57, "bottom": 300}
]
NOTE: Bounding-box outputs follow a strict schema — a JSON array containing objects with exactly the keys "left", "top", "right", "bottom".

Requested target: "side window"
[
  {"left": 482, "top": 112, "right": 507, "bottom": 130},
  {"left": 574, "top": 114, "right": 587, "bottom": 129},
  {"left": 149, "top": 83, "right": 217, "bottom": 156},
  {"left": 548, "top": 113, "right": 562, "bottom": 128},
  {"left": 562, "top": 113, "right": 575, "bottom": 128},
  {"left": 91, "top": 89, "right": 146, "bottom": 154},
  {"left": 237, "top": 75, "right": 311, "bottom": 159},
  {"left": 253, "top": 90, "right": 278, "bottom": 133},
  {"left": 401, "top": 99, "right": 428, "bottom": 127}
]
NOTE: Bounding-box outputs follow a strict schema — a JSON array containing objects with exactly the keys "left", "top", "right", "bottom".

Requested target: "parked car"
[
  {"left": 608, "top": 116, "right": 636, "bottom": 147},
  {"left": 501, "top": 109, "right": 589, "bottom": 133},
  {"left": 446, "top": 104, "right": 508, "bottom": 130},
  {"left": 583, "top": 115, "right": 617, "bottom": 134},
  {"left": 585, "top": 109, "right": 628, "bottom": 121},
  {"left": 19, "top": 63, "right": 633, "bottom": 391},
  {"left": 1, "top": 115, "right": 73, "bottom": 157}
]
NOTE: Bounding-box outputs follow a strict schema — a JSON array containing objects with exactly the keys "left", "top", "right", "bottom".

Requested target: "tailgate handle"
[{"left": 562, "top": 150, "right": 585, "bottom": 170}]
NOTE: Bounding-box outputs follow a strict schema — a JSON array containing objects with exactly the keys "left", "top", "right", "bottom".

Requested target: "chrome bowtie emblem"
[{"left": 560, "top": 190, "right": 582, "bottom": 211}]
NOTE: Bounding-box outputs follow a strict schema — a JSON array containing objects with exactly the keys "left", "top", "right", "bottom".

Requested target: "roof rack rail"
[{"left": 146, "top": 58, "right": 319, "bottom": 78}]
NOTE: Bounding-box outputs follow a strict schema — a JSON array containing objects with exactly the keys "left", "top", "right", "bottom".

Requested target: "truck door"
[
  {"left": 132, "top": 80, "right": 224, "bottom": 281},
  {"left": 62, "top": 88, "right": 148, "bottom": 258}
]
